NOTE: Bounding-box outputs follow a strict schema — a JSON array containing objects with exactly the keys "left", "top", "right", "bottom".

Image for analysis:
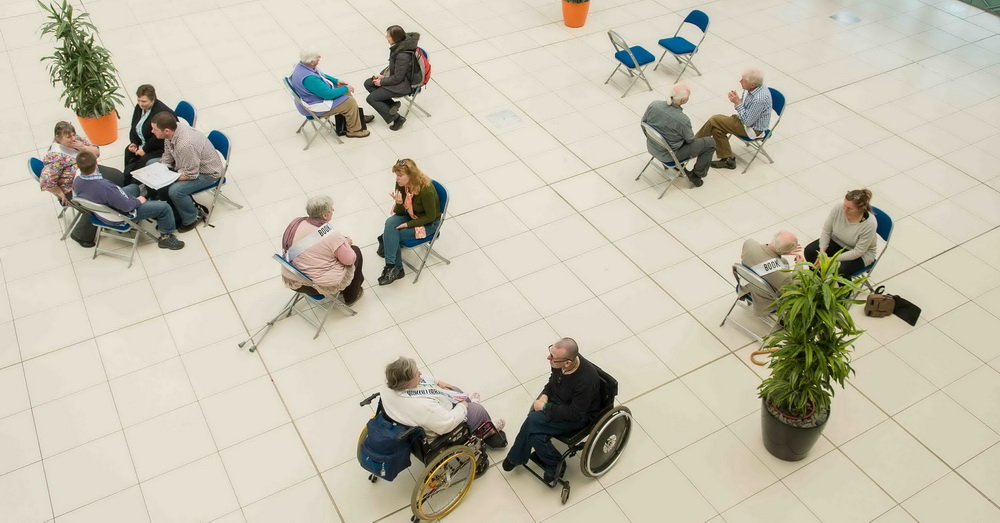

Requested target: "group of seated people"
[
  {"left": 642, "top": 68, "right": 772, "bottom": 187},
  {"left": 288, "top": 25, "right": 422, "bottom": 136},
  {"left": 37, "top": 84, "right": 223, "bottom": 250}
]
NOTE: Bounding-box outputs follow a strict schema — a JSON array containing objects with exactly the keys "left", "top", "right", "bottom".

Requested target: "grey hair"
[
  {"left": 299, "top": 49, "right": 320, "bottom": 64},
  {"left": 553, "top": 337, "right": 579, "bottom": 361},
  {"left": 385, "top": 356, "right": 418, "bottom": 391},
  {"left": 670, "top": 84, "right": 691, "bottom": 104},
  {"left": 305, "top": 195, "right": 333, "bottom": 219},
  {"left": 742, "top": 68, "right": 763, "bottom": 86},
  {"left": 771, "top": 230, "right": 798, "bottom": 255},
  {"left": 54, "top": 121, "right": 76, "bottom": 138}
]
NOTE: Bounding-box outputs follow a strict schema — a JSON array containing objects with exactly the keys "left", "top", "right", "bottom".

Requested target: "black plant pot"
[{"left": 760, "top": 400, "right": 828, "bottom": 461}]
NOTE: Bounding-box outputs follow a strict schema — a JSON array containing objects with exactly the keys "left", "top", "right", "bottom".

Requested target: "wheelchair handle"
[{"left": 359, "top": 392, "right": 380, "bottom": 407}]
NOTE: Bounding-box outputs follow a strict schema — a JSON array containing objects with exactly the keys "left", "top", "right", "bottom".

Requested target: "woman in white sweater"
[
  {"left": 380, "top": 357, "right": 505, "bottom": 442},
  {"left": 803, "top": 189, "right": 878, "bottom": 277}
]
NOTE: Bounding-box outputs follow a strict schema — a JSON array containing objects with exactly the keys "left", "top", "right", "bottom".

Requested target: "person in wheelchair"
[
  {"left": 380, "top": 356, "right": 506, "bottom": 447},
  {"left": 501, "top": 337, "right": 602, "bottom": 483}
]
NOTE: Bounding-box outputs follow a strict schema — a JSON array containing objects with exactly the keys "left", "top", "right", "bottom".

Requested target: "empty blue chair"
[
  {"left": 655, "top": 10, "right": 710, "bottom": 81},
  {"left": 400, "top": 180, "right": 451, "bottom": 283},
  {"left": 175, "top": 101, "right": 197, "bottom": 127},
  {"left": 736, "top": 87, "right": 785, "bottom": 173},
  {"left": 190, "top": 130, "right": 244, "bottom": 226},
  {"left": 28, "top": 157, "right": 82, "bottom": 241},
  {"left": 605, "top": 30, "right": 654, "bottom": 98},
  {"left": 851, "top": 207, "right": 893, "bottom": 292},
  {"left": 282, "top": 77, "right": 343, "bottom": 150}
]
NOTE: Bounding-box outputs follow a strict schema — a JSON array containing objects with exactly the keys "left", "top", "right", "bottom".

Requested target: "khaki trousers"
[
  {"left": 318, "top": 95, "right": 362, "bottom": 132},
  {"left": 695, "top": 114, "right": 748, "bottom": 159}
]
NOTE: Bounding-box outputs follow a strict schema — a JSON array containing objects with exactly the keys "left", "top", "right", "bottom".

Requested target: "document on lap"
[{"left": 132, "top": 162, "right": 180, "bottom": 189}]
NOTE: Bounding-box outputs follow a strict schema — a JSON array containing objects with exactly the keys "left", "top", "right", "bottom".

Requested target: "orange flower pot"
[
  {"left": 77, "top": 110, "right": 119, "bottom": 146},
  {"left": 562, "top": 0, "right": 590, "bottom": 28}
]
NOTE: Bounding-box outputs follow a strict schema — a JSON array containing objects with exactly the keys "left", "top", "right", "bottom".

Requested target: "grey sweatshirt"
[{"left": 819, "top": 205, "right": 878, "bottom": 265}]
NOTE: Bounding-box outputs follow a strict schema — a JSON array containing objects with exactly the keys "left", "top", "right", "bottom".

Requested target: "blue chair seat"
[
  {"left": 91, "top": 215, "right": 131, "bottom": 231},
  {"left": 401, "top": 223, "right": 439, "bottom": 248},
  {"left": 193, "top": 177, "right": 224, "bottom": 194},
  {"left": 658, "top": 37, "right": 696, "bottom": 55},
  {"left": 614, "top": 46, "right": 655, "bottom": 68},
  {"left": 738, "top": 129, "right": 771, "bottom": 142}
]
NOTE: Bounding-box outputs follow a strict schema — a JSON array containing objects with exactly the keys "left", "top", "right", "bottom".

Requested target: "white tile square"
[
  {"left": 902, "top": 473, "right": 1000, "bottom": 522},
  {"left": 599, "top": 277, "right": 684, "bottom": 333},
  {"left": 220, "top": 424, "right": 315, "bottom": 506},
  {"left": 565, "top": 243, "right": 644, "bottom": 296},
  {"left": 271, "top": 350, "right": 358, "bottom": 419},
  {"left": 481, "top": 231, "right": 560, "bottom": 281},
  {"left": 552, "top": 171, "right": 621, "bottom": 212},
  {"left": 0, "top": 463, "right": 52, "bottom": 522},
  {"left": 851, "top": 348, "right": 937, "bottom": 415},
  {"left": 607, "top": 458, "right": 716, "bottom": 522},
  {"left": 533, "top": 214, "right": 610, "bottom": 261},
  {"left": 109, "top": 357, "right": 196, "bottom": 427},
  {"left": 722, "top": 482, "right": 820, "bottom": 523},
  {"left": 125, "top": 403, "right": 216, "bottom": 481},
  {"left": 96, "top": 317, "right": 179, "bottom": 379},
  {"left": 842, "top": 420, "right": 950, "bottom": 502},
  {"left": 428, "top": 343, "right": 519, "bottom": 401},
  {"left": 672, "top": 428, "right": 778, "bottom": 511},
  {"left": 22, "top": 339, "right": 106, "bottom": 406},
  {"left": 400, "top": 304, "right": 485, "bottom": 364},
  {"left": 663, "top": 209, "right": 741, "bottom": 254},
  {"left": 323, "top": 460, "right": 415, "bottom": 523},
  {"left": 428, "top": 249, "right": 508, "bottom": 302},
  {"left": 627, "top": 380, "right": 724, "bottom": 455},
  {"left": 896, "top": 391, "right": 1000, "bottom": 468},
  {"left": 682, "top": 355, "right": 763, "bottom": 425},
  {"left": 56, "top": 486, "right": 149, "bottom": 523},
  {"left": 651, "top": 257, "right": 732, "bottom": 310},
  {"left": 458, "top": 283, "right": 541, "bottom": 340},
  {"left": 590, "top": 337, "right": 675, "bottom": 403},
  {"left": 488, "top": 320, "right": 561, "bottom": 383},
  {"left": 503, "top": 187, "right": 577, "bottom": 229},
  {"left": 639, "top": 313, "right": 730, "bottom": 376},
  {"left": 614, "top": 225, "right": 694, "bottom": 274},
  {"left": 243, "top": 477, "right": 340, "bottom": 523},
  {"left": 944, "top": 366, "right": 1000, "bottom": 433},
  {"left": 199, "top": 376, "right": 290, "bottom": 449},
  {"left": 886, "top": 324, "right": 982, "bottom": 387},
  {"left": 785, "top": 451, "right": 895, "bottom": 523},
  {"left": 957, "top": 442, "right": 1000, "bottom": 506},
  {"left": 546, "top": 298, "right": 632, "bottom": 352},
  {"left": 44, "top": 432, "right": 138, "bottom": 516},
  {"left": 454, "top": 202, "right": 528, "bottom": 247},
  {"left": 0, "top": 409, "right": 39, "bottom": 476},
  {"left": 181, "top": 335, "right": 266, "bottom": 399},
  {"left": 141, "top": 454, "right": 240, "bottom": 523},
  {"left": 923, "top": 247, "right": 1000, "bottom": 300},
  {"left": 33, "top": 383, "right": 121, "bottom": 458}
]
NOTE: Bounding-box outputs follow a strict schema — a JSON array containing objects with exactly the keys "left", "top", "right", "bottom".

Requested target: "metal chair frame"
[
  {"left": 192, "top": 130, "right": 244, "bottom": 226},
  {"left": 28, "top": 157, "right": 82, "bottom": 241},
  {"left": 635, "top": 122, "right": 691, "bottom": 199},
  {"left": 283, "top": 77, "right": 344, "bottom": 150},
  {"left": 400, "top": 47, "right": 432, "bottom": 119},
  {"left": 737, "top": 87, "right": 785, "bottom": 174},
  {"left": 654, "top": 9, "right": 710, "bottom": 81},
  {"left": 720, "top": 263, "right": 782, "bottom": 343},
  {"left": 72, "top": 197, "right": 159, "bottom": 268},
  {"left": 175, "top": 100, "right": 197, "bottom": 127},
  {"left": 400, "top": 180, "right": 451, "bottom": 283},
  {"left": 605, "top": 30, "right": 653, "bottom": 98}
]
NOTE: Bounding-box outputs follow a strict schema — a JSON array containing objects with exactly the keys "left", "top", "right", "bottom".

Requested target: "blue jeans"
[
  {"left": 123, "top": 185, "right": 176, "bottom": 235},
  {"left": 166, "top": 175, "right": 218, "bottom": 226},
  {"left": 506, "top": 410, "right": 588, "bottom": 477},
  {"left": 382, "top": 215, "right": 439, "bottom": 267}
]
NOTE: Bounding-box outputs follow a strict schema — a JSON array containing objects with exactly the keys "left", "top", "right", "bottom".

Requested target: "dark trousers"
[
  {"left": 342, "top": 245, "right": 365, "bottom": 303},
  {"left": 122, "top": 148, "right": 162, "bottom": 185},
  {"left": 804, "top": 239, "right": 867, "bottom": 277},
  {"left": 70, "top": 165, "right": 125, "bottom": 243},
  {"left": 506, "top": 410, "right": 588, "bottom": 476},
  {"left": 674, "top": 136, "right": 716, "bottom": 177},
  {"left": 364, "top": 78, "right": 399, "bottom": 123}
]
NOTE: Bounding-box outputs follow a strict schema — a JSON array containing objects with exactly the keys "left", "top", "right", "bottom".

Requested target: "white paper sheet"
[{"left": 131, "top": 162, "right": 180, "bottom": 190}]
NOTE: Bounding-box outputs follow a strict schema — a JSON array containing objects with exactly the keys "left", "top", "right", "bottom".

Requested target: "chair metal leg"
[
  {"left": 295, "top": 119, "right": 308, "bottom": 134},
  {"left": 675, "top": 56, "right": 691, "bottom": 81},
  {"left": 61, "top": 210, "right": 82, "bottom": 241},
  {"left": 622, "top": 71, "right": 640, "bottom": 98},
  {"left": 636, "top": 157, "right": 654, "bottom": 181},
  {"left": 302, "top": 120, "right": 321, "bottom": 150},
  {"left": 605, "top": 64, "right": 622, "bottom": 84},
  {"left": 658, "top": 169, "right": 678, "bottom": 199},
  {"left": 654, "top": 50, "right": 669, "bottom": 71},
  {"left": 720, "top": 297, "right": 740, "bottom": 327}
]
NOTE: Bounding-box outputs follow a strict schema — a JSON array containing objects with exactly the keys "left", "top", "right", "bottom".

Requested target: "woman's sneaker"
[{"left": 158, "top": 234, "right": 185, "bottom": 250}]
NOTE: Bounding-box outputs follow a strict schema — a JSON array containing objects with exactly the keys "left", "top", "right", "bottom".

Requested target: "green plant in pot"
[
  {"left": 38, "top": 0, "right": 123, "bottom": 145},
  {"left": 758, "top": 252, "right": 864, "bottom": 461}
]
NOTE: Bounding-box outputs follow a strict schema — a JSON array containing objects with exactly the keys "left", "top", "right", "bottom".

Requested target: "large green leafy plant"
[
  {"left": 39, "top": 0, "right": 123, "bottom": 118},
  {"left": 758, "top": 252, "right": 865, "bottom": 418}
]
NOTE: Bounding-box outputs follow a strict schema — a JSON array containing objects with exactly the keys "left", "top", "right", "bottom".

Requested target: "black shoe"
[
  {"left": 389, "top": 115, "right": 406, "bottom": 131},
  {"left": 530, "top": 452, "right": 563, "bottom": 484},
  {"left": 389, "top": 101, "right": 401, "bottom": 117},
  {"left": 72, "top": 236, "right": 95, "bottom": 248},
  {"left": 377, "top": 265, "right": 404, "bottom": 285},
  {"left": 501, "top": 458, "right": 517, "bottom": 472},
  {"left": 710, "top": 157, "right": 736, "bottom": 169},
  {"left": 685, "top": 169, "right": 704, "bottom": 188},
  {"left": 376, "top": 234, "right": 384, "bottom": 258},
  {"left": 177, "top": 219, "right": 201, "bottom": 233},
  {"left": 157, "top": 234, "right": 185, "bottom": 250},
  {"left": 343, "top": 287, "right": 364, "bottom": 306},
  {"left": 363, "top": 114, "right": 375, "bottom": 124}
]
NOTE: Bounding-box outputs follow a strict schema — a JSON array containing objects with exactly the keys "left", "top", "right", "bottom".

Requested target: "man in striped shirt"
[
  {"left": 151, "top": 112, "right": 224, "bottom": 232},
  {"left": 695, "top": 68, "right": 772, "bottom": 170}
]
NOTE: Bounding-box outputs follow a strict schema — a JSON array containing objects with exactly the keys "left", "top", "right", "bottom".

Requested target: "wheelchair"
[
  {"left": 519, "top": 365, "right": 633, "bottom": 504},
  {"left": 357, "top": 393, "right": 502, "bottom": 522}
]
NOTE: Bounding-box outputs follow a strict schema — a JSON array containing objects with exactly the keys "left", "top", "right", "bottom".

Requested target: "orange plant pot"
[
  {"left": 562, "top": 0, "right": 590, "bottom": 28},
  {"left": 77, "top": 111, "right": 119, "bottom": 146}
]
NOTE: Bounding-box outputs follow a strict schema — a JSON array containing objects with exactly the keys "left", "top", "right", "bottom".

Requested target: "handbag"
[
  {"left": 864, "top": 286, "right": 895, "bottom": 318},
  {"left": 891, "top": 294, "right": 921, "bottom": 326},
  {"left": 334, "top": 108, "right": 368, "bottom": 136}
]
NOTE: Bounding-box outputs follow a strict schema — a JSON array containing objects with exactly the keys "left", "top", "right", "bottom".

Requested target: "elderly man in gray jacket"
[{"left": 641, "top": 84, "right": 716, "bottom": 187}]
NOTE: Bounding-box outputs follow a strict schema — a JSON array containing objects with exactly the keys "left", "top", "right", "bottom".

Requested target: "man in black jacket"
[{"left": 502, "top": 337, "right": 601, "bottom": 482}]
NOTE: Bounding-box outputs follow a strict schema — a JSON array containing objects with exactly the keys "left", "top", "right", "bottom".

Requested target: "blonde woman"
[
  {"left": 376, "top": 159, "right": 440, "bottom": 285},
  {"left": 804, "top": 189, "right": 877, "bottom": 277}
]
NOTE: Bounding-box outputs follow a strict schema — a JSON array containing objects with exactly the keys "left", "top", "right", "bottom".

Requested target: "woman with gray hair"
[
  {"left": 280, "top": 195, "right": 364, "bottom": 304},
  {"left": 289, "top": 49, "right": 374, "bottom": 138},
  {"left": 380, "top": 356, "right": 506, "bottom": 446}
]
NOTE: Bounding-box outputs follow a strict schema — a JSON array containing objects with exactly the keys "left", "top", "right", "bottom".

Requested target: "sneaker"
[
  {"left": 377, "top": 265, "right": 405, "bottom": 285},
  {"left": 363, "top": 114, "right": 375, "bottom": 124},
  {"left": 710, "top": 157, "right": 737, "bottom": 169},
  {"left": 157, "top": 234, "right": 185, "bottom": 250},
  {"left": 177, "top": 219, "right": 201, "bottom": 233},
  {"left": 389, "top": 101, "right": 401, "bottom": 117},
  {"left": 685, "top": 169, "right": 704, "bottom": 188},
  {"left": 346, "top": 129, "right": 370, "bottom": 138},
  {"left": 376, "top": 234, "right": 384, "bottom": 258},
  {"left": 389, "top": 115, "right": 406, "bottom": 131}
]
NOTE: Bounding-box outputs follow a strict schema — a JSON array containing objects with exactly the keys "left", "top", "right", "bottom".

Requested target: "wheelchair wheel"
[
  {"left": 411, "top": 445, "right": 477, "bottom": 520},
  {"left": 580, "top": 406, "right": 632, "bottom": 478}
]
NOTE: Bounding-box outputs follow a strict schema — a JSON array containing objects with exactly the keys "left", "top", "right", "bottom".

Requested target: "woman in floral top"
[{"left": 39, "top": 121, "right": 125, "bottom": 247}]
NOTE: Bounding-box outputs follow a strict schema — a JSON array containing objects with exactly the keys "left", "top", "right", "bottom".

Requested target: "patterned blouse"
[{"left": 39, "top": 138, "right": 96, "bottom": 194}]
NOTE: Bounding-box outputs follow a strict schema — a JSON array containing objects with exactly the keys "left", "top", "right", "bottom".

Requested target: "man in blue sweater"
[
  {"left": 72, "top": 152, "right": 185, "bottom": 250},
  {"left": 290, "top": 50, "right": 374, "bottom": 138}
]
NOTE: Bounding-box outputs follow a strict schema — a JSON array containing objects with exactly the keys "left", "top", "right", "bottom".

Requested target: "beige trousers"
[
  {"left": 318, "top": 95, "right": 362, "bottom": 132},
  {"left": 695, "top": 114, "right": 748, "bottom": 159}
]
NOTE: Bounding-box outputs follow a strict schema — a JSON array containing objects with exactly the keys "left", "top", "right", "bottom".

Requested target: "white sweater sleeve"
[{"left": 411, "top": 400, "right": 468, "bottom": 435}]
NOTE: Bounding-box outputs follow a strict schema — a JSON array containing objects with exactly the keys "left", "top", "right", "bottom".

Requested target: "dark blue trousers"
[{"left": 506, "top": 410, "right": 588, "bottom": 476}]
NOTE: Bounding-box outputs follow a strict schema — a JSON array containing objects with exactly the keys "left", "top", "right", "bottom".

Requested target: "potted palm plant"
[
  {"left": 39, "top": 0, "right": 123, "bottom": 145},
  {"left": 758, "top": 252, "right": 864, "bottom": 461},
  {"left": 562, "top": 0, "right": 590, "bottom": 28}
]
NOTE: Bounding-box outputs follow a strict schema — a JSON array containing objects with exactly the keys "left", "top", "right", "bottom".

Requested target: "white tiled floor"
[{"left": 1, "top": 0, "right": 1000, "bottom": 521}]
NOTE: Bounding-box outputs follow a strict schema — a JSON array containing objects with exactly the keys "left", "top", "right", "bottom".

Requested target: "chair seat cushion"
[
  {"left": 614, "top": 46, "right": 655, "bottom": 68},
  {"left": 401, "top": 236, "right": 431, "bottom": 248},
  {"left": 738, "top": 129, "right": 770, "bottom": 142},
  {"left": 658, "top": 37, "right": 696, "bottom": 55},
  {"left": 90, "top": 215, "right": 130, "bottom": 231},
  {"left": 192, "top": 178, "right": 223, "bottom": 194}
]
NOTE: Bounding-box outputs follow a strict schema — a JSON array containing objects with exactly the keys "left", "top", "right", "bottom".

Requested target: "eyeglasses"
[{"left": 547, "top": 345, "right": 570, "bottom": 363}]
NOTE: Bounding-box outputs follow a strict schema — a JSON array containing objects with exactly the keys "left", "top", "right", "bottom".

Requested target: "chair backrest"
[
  {"left": 733, "top": 263, "right": 780, "bottom": 302},
  {"left": 432, "top": 179, "right": 448, "bottom": 218},
  {"left": 207, "top": 130, "right": 230, "bottom": 178},
  {"left": 870, "top": 206, "right": 892, "bottom": 243},
  {"left": 769, "top": 88, "right": 786, "bottom": 117},
  {"left": 283, "top": 77, "right": 317, "bottom": 118},
  {"left": 608, "top": 30, "right": 641, "bottom": 68},
  {"left": 683, "top": 9, "right": 710, "bottom": 32},
  {"left": 175, "top": 101, "right": 197, "bottom": 127},
  {"left": 593, "top": 362, "right": 619, "bottom": 411},
  {"left": 640, "top": 122, "right": 683, "bottom": 166},
  {"left": 73, "top": 197, "right": 136, "bottom": 228},
  {"left": 28, "top": 157, "right": 43, "bottom": 181},
  {"left": 272, "top": 253, "right": 315, "bottom": 284}
]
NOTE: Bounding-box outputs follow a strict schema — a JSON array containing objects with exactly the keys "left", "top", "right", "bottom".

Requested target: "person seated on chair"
[
  {"left": 502, "top": 337, "right": 601, "bottom": 484},
  {"left": 376, "top": 159, "right": 440, "bottom": 286},
  {"left": 290, "top": 49, "right": 374, "bottom": 138},
  {"left": 364, "top": 25, "right": 420, "bottom": 132},
  {"left": 123, "top": 84, "right": 174, "bottom": 184},
  {"left": 641, "top": 84, "right": 716, "bottom": 188},
  {"left": 150, "top": 112, "right": 223, "bottom": 233},
  {"left": 741, "top": 230, "right": 803, "bottom": 315},
  {"left": 71, "top": 151, "right": 185, "bottom": 250},
  {"left": 804, "top": 189, "right": 878, "bottom": 278},
  {"left": 695, "top": 68, "right": 772, "bottom": 170},
  {"left": 280, "top": 196, "right": 365, "bottom": 306},
  {"left": 39, "top": 121, "right": 126, "bottom": 248},
  {"left": 380, "top": 356, "right": 506, "bottom": 446}
]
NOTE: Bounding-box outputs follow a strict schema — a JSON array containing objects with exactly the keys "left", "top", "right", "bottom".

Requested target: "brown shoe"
[
  {"left": 346, "top": 129, "right": 370, "bottom": 138},
  {"left": 363, "top": 114, "right": 375, "bottom": 124},
  {"left": 177, "top": 219, "right": 201, "bottom": 233}
]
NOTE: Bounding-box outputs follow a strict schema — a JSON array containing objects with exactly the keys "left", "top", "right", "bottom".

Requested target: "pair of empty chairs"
[{"left": 606, "top": 10, "right": 709, "bottom": 97}]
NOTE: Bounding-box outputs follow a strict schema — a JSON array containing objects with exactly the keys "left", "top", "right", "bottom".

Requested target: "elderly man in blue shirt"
[
  {"left": 695, "top": 68, "right": 773, "bottom": 170},
  {"left": 641, "top": 84, "right": 716, "bottom": 188}
]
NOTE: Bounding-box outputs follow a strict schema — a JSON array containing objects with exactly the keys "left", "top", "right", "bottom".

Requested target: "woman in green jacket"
[{"left": 377, "top": 159, "right": 440, "bottom": 285}]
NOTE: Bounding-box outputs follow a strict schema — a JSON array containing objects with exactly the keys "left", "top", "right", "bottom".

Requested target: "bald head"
[
  {"left": 670, "top": 84, "right": 691, "bottom": 105},
  {"left": 771, "top": 230, "right": 798, "bottom": 255}
]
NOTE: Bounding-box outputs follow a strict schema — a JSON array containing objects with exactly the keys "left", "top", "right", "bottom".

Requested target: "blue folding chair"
[
  {"left": 401, "top": 46, "right": 432, "bottom": 119},
  {"left": 654, "top": 10, "right": 710, "bottom": 81},
  {"left": 28, "top": 157, "right": 83, "bottom": 241},
  {"left": 238, "top": 253, "right": 357, "bottom": 352},
  {"left": 737, "top": 87, "right": 785, "bottom": 174},
  {"left": 175, "top": 101, "right": 197, "bottom": 127},
  {"left": 400, "top": 180, "right": 451, "bottom": 283},
  {"left": 72, "top": 197, "right": 158, "bottom": 268},
  {"left": 851, "top": 207, "right": 893, "bottom": 293},
  {"left": 635, "top": 122, "right": 691, "bottom": 199},
  {"left": 605, "top": 30, "right": 654, "bottom": 98},
  {"left": 282, "top": 77, "right": 343, "bottom": 150},
  {"left": 191, "top": 130, "right": 244, "bottom": 226}
]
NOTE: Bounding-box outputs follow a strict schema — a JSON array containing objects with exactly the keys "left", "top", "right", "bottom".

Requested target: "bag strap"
[{"left": 873, "top": 285, "right": 886, "bottom": 295}]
